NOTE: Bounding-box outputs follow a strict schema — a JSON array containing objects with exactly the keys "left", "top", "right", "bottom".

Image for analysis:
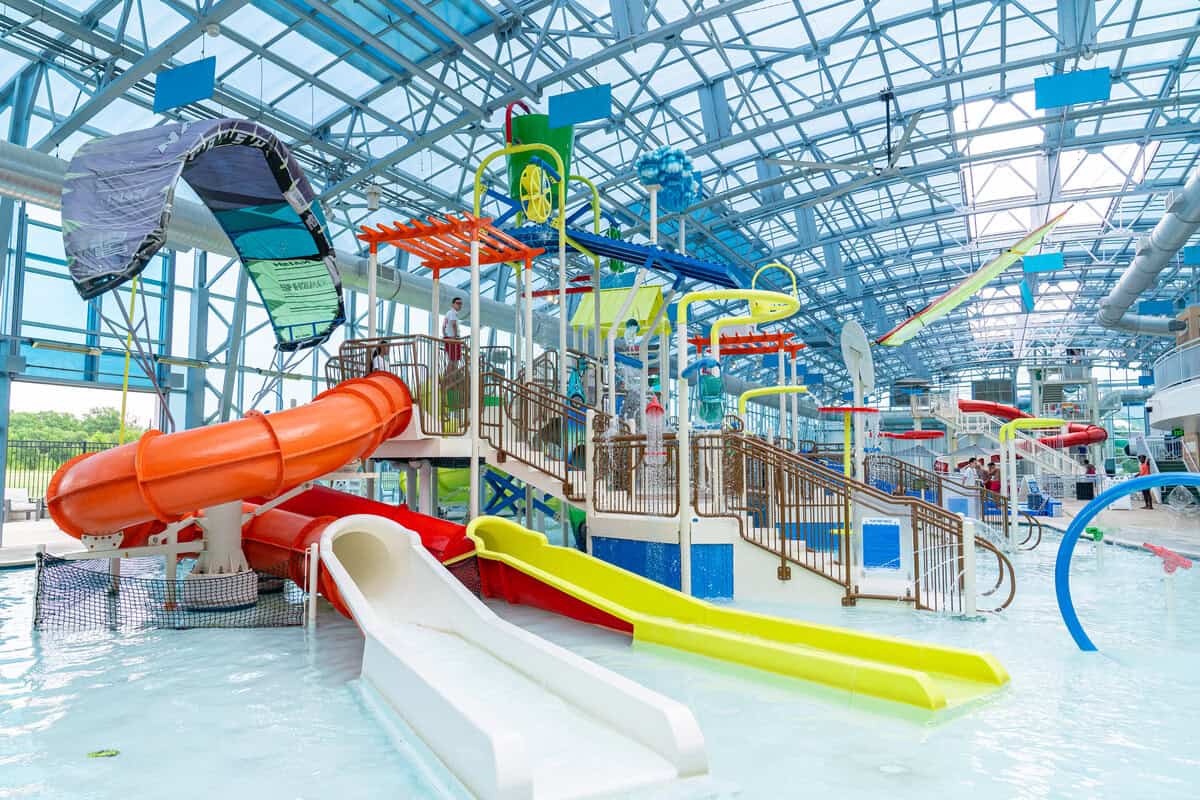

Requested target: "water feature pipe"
[
  {"left": 1096, "top": 166, "right": 1200, "bottom": 336},
  {"left": 1055, "top": 473, "right": 1200, "bottom": 651},
  {"left": 999, "top": 417, "right": 1064, "bottom": 550}
]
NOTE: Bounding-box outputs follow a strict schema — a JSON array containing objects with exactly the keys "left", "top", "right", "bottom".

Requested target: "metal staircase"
[{"left": 930, "top": 395, "right": 1085, "bottom": 478}]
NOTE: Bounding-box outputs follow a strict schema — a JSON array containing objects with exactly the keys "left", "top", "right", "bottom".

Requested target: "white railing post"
[
  {"left": 307, "top": 541, "right": 320, "bottom": 630},
  {"left": 961, "top": 516, "right": 977, "bottom": 617}
]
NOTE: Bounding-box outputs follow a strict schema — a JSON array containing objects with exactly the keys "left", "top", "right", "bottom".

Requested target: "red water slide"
[
  {"left": 44, "top": 372, "right": 471, "bottom": 617},
  {"left": 957, "top": 399, "right": 1107, "bottom": 448}
]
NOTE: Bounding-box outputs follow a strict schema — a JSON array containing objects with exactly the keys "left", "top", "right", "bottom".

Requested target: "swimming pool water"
[{"left": 3, "top": 531, "right": 1199, "bottom": 799}]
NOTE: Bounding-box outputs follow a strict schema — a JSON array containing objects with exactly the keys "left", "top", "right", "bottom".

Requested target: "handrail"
[
  {"left": 1151, "top": 337, "right": 1200, "bottom": 391},
  {"left": 479, "top": 370, "right": 587, "bottom": 501},
  {"left": 696, "top": 432, "right": 1005, "bottom": 613},
  {"left": 865, "top": 453, "right": 1043, "bottom": 551}
]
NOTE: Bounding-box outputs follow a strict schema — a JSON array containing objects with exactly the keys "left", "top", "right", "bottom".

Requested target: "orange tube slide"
[{"left": 46, "top": 373, "right": 412, "bottom": 543}]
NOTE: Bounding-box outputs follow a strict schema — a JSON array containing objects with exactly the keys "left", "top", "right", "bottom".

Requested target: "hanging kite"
[
  {"left": 875, "top": 210, "right": 1068, "bottom": 346},
  {"left": 62, "top": 118, "right": 345, "bottom": 351}
]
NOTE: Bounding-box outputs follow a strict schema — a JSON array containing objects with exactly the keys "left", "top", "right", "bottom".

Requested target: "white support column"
[
  {"left": 647, "top": 185, "right": 660, "bottom": 245},
  {"left": 367, "top": 244, "right": 379, "bottom": 338},
  {"left": 777, "top": 353, "right": 786, "bottom": 444},
  {"left": 418, "top": 459, "right": 433, "bottom": 515},
  {"left": 307, "top": 542, "right": 319, "bottom": 629},
  {"left": 404, "top": 463, "right": 418, "bottom": 510},
  {"left": 676, "top": 303, "right": 692, "bottom": 596},
  {"left": 678, "top": 216, "right": 686, "bottom": 255},
  {"left": 470, "top": 236, "right": 482, "bottom": 520},
  {"left": 524, "top": 260, "right": 534, "bottom": 380}
]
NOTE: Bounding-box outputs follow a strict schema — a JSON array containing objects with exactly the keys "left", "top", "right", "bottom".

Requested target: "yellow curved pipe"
[
  {"left": 738, "top": 385, "right": 808, "bottom": 418},
  {"left": 474, "top": 144, "right": 566, "bottom": 231},
  {"left": 750, "top": 261, "right": 798, "bottom": 318},
  {"left": 683, "top": 289, "right": 800, "bottom": 356},
  {"left": 998, "top": 417, "right": 1065, "bottom": 442}
]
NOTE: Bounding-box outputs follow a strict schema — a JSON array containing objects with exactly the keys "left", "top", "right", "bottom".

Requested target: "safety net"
[{"left": 33, "top": 553, "right": 306, "bottom": 631}]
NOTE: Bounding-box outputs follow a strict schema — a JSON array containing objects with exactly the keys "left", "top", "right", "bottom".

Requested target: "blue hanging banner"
[
  {"left": 1138, "top": 374, "right": 1155, "bottom": 387},
  {"left": 154, "top": 57, "right": 216, "bottom": 113},
  {"left": 841, "top": 390, "right": 854, "bottom": 402},
  {"left": 1034, "top": 67, "right": 1111, "bottom": 109},
  {"left": 548, "top": 84, "right": 612, "bottom": 128},
  {"left": 1183, "top": 245, "right": 1200, "bottom": 265},
  {"left": 806, "top": 372, "right": 824, "bottom": 386},
  {"left": 1138, "top": 299, "right": 1175, "bottom": 316},
  {"left": 1019, "top": 278, "right": 1036, "bottom": 313},
  {"left": 1023, "top": 253, "right": 1064, "bottom": 273}
]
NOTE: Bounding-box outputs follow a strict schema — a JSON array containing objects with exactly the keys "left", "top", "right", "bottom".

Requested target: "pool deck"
[
  {"left": 0, "top": 519, "right": 78, "bottom": 568},
  {"left": 1041, "top": 498, "right": 1200, "bottom": 560}
]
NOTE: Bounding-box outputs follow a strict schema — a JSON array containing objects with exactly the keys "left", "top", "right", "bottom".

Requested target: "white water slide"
[{"left": 319, "top": 515, "right": 708, "bottom": 800}]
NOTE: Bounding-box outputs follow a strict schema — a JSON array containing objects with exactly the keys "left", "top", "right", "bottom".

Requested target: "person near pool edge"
[{"left": 1138, "top": 454, "right": 1153, "bottom": 509}]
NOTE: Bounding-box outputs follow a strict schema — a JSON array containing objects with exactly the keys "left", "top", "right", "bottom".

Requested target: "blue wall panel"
[
  {"left": 690, "top": 543, "right": 733, "bottom": 599},
  {"left": 590, "top": 537, "right": 733, "bottom": 598},
  {"left": 592, "top": 537, "right": 681, "bottom": 590}
]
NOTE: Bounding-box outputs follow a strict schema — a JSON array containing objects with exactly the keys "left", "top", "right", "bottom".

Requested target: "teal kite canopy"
[{"left": 62, "top": 118, "right": 345, "bottom": 351}]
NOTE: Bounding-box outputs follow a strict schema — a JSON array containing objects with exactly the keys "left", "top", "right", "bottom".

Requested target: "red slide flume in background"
[{"left": 957, "top": 399, "right": 1107, "bottom": 448}]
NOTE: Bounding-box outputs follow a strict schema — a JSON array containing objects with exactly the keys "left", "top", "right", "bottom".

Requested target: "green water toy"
[
  {"left": 87, "top": 749, "right": 119, "bottom": 758},
  {"left": 1083, "top": 527, "right": 1104, "bottom": 542}
]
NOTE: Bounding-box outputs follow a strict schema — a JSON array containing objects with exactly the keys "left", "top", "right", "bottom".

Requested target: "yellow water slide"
[{"left": 467, "top": 516, "right": 1009, "bottom": 712}]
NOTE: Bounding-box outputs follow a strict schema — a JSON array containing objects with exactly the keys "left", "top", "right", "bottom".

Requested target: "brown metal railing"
[
  {"left": 479, "top": 371, "right": 587, "bottom": 501},
  {"left": 531, "top": 348, "right": 609, "bottom": 405},
  {"left": 591, "top": 418, "right": 680, "bottom": 517},
  {"left": 694, "top": 433, "right": 1014, "bottom": 612},
  {"left": 866, "top": 454, "right": 1042, "bottom": 550},
  {"left": 329, "top": 334, "right": 478, "bottom": 437}
]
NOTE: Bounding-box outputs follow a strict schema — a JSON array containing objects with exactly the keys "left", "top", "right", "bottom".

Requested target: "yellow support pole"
[
  {"left": 737, "top": 385, "right": 808, "bottom": 419},
  {"left": 843, "top": 411, "right": 852, "bottom": 477},
  {"left": 118, "top": 276, "right": 139, "bottom": 446}
]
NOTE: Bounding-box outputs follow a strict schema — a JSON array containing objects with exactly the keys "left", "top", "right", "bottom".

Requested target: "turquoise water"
[{"left": 4, "top": 532, "right": 1200, "bottom": 799}]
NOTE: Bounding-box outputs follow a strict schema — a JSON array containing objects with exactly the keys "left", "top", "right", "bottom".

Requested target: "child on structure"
[
  {"left": 371, "top": 344, "right": 388, "bottom": 373},
  {"left": 443, "top": 296, "right": 463, "bottom": 364},
  {"left": 959, "top": 457, "right": 979, "bottom": 486}
]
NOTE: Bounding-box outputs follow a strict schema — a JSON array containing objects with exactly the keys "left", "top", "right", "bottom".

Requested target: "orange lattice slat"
[
  {"left": 356, "top": 212, "right": 544, "bottom": 272},
  {"left": 688, "top": 331, "right": 798, "bottom": 356}
]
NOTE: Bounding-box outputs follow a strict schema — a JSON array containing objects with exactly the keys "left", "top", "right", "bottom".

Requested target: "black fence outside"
[{"left": 6, "top": 440, "right": 111, "bottom": 502}]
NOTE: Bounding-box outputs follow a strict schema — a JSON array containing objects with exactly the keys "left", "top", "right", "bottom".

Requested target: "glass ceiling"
[{"left": 1, "top": 0, "right": 1198, "bottom": 398}]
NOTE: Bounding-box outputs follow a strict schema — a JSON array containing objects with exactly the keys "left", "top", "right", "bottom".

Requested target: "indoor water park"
[{"left": 1, "top": 2, "right": 1200, "bottom": 799}]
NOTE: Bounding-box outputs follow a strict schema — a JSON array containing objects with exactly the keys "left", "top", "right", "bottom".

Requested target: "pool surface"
[{"left": 3, "top": 530, "right": 1199, "bottom": 799}]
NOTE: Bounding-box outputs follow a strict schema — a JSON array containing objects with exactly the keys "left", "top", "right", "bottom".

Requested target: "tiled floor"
[
  {"left": 1046, "top": 495, "right": 1200, "bottom": 557},
  {"left": 0, "top": 518, "right": 77, "bottom": 567}
]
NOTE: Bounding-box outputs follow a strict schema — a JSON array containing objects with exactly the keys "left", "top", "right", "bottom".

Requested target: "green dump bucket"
[{"left": 506, "top": 113, "right": 574, "bottom": 204}]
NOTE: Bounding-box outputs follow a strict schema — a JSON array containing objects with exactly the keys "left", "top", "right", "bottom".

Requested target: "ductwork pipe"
[
  {"left": 0, "top": 139, "right": 794, "bottom": 405},
  {"left": 1097, "top": 166, "right": 1200, "bottom": 336}
]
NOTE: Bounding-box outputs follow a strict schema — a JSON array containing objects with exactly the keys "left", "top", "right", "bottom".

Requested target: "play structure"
[{"left": 32, "top": 113, "right": 1038, "bottom": 799}]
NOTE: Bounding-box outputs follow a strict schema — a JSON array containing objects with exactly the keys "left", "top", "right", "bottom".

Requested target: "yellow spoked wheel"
[{"left": 519, "top": 163, "right": 553, "bottom": 223}]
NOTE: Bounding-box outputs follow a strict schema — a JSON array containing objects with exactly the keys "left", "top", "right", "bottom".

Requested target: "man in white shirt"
[
  {"left": 443, "top": 296, "right": 463, "bottom": 364},
  {"left": 959, "top": 458, "right": 978, "bottom": 485}
]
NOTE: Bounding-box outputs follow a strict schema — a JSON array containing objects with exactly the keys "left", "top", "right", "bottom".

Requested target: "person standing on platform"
[{"left": 443, "top": 296, "right": 464, "bottom": 365}]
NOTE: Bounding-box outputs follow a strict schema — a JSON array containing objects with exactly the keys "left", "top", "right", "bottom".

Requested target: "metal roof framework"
[{"left": 0, "top": 0, "right": 1197, "bottom": 402}]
